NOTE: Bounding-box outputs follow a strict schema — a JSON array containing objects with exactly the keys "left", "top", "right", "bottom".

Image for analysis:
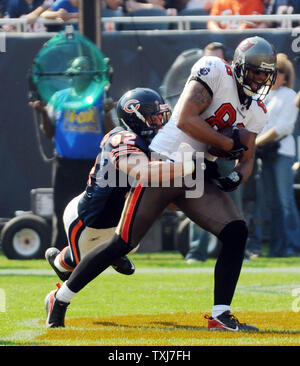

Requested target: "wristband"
[{"left": 182, "top": 160, "right": 195, "bottom": 177}]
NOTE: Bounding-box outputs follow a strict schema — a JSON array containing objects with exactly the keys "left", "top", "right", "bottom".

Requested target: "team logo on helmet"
[
  {"left": 124, "top": 99, "right": 140, "bottom": 113},
  {"left": 239, "top": 39, "right": 257, "bottom": 52},
  {"left": 260, "top": 61, "right": 275, "bottom": 70}
]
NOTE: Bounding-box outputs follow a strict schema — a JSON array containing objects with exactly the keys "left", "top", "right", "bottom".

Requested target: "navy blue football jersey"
[{"left": 78, "top": 127, "right": 150, "bottom": 228}]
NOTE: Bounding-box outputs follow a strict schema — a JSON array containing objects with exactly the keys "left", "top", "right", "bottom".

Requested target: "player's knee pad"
[{"left": 218, "top": 220, "right": 248, "bottom": 248}]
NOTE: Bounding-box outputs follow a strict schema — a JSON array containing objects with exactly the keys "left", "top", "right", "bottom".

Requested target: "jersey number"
[
  {"left": 205, "top": 103, "right": 236, "bottom": 129},
  {"left": 110, "top": 132, "right": 137, "bottom": 147}
]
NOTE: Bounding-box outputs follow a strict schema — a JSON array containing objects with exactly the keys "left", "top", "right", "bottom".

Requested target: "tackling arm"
[{"left": 118, "top": 153, "right": 194, "bottom": 184}]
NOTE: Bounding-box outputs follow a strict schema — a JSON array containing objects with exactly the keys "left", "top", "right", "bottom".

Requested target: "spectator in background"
[
  {"left": 102, "top": 0, "right": 124, "bottom": 19},
  {"left": 207, "top": 0, "right": 265, "bottom": 30},
  {"left": 103, "top": 0, "right": 123, "bottom": 10},
  {"left": 4, "top": 0, "right": 53, "bottom": 31},
  {"left": 184, "top": 0, "right": 214, "bottom": 11},
  {"left": 254, "top": 53, "right": 300, "bottom": 257},
  {"left": 264, "top": 0, "right": 300, "bottom": 28},
  {"left": 203, "top": 41, "right": 227, "bottom": 59},
  {"left": 0, "top": 0, "right": 8, "bottom": 17},
  {"left": 105, "top": 0, "right": 190, "bottom": 14},
  {"left": 29, "top": 56, "right": 116, "bottom": 251},
  {"left": 164, "top": 0, "right": 189, "bottom": 12},
  {"left": 40, "top": 0, "right": 78, "bottom": 31},
  {"left": 123, "top": 0, "right": 166, "bottom": 12}
]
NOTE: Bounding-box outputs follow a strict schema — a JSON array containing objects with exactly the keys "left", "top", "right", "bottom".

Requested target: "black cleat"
[
  {"left": 45, "top": 286, "right": 69, "bottom": 328},
  {"left": 111, "top": 256, "right": 135, "bottom": 275},
  {"left": 206, "top": 311, "right": 259, "bottom": 332},
  {"left": 45, "top": 247, "right": 71, "bottom": 282}
]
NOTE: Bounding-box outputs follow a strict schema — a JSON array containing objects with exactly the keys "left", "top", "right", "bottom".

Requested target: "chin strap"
[
  {"left": 244, "top": 95, "right": 252, "bottom": 110},
  {"left": 237, "top": 86, "right": 252, "bottom": 110}
]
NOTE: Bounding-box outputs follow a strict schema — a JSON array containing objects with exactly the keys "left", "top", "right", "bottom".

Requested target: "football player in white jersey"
[
  {"left": 44, "top": 37, "right": 277, "bottom": 332},
  {"left": 150, "top": 39, "right": 272, "bottom": 165}
]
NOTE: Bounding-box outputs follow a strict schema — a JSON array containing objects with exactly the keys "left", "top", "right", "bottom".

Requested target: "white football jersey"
[{"left": 150, "top": 56, "right": 268, "bottom": 161}]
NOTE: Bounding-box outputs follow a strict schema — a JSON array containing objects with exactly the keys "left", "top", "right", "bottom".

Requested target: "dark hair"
[{"left": 204, "top": 42, "right": 226, "bottom": 56}]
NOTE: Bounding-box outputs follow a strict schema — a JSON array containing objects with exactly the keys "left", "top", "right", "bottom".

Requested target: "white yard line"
[{"left": 0, "top": 267, "right": 300, "bottom": 276}]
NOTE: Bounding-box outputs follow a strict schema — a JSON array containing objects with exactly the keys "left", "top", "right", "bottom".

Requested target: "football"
[{"left": 208, "top": 126, "right": 252, "bottom": 158}]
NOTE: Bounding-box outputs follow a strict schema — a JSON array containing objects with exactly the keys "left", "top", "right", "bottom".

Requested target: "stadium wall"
[{"left": 0, "top": 29, "right": 299, "bottom": 219}]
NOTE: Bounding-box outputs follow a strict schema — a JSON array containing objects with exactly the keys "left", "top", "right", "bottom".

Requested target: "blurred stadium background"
[{"left": 1, "top": 6, "right": 300, "bottom": 257}]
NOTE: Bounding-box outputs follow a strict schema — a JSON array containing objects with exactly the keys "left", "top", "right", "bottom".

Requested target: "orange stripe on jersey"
[
  {"left": 112, "top": 150, "right": 145, "bottom": 162},
  {"left": 111, "top": 146, "right": 128, "bottom": 155},
  {"left": 111, "top": 145, "right": 139, "bottom": 153},
  {"left": 70, "top": 219, "right": 83, "bottom": 265},
  {"left": 111, "top": 150, "right": 145, "bottom": 170},
  {"left": 111, "top": 146, "right": 142, "bottom": 158},
  {"left": 120, "top": 183, "right": 144, "bottom": 243}
]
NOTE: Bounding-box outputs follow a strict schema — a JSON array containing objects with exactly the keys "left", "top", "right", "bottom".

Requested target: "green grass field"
[{"left": 0, "top": 251, "right": 300, "bottom": 347}]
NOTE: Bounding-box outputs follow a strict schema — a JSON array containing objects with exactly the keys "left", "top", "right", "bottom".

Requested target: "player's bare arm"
[
  {"left": 118, "top": 153, "right": 194, "bottom": 184},
  {"left": 176, "top": 80, "right": 234, "bottom": 152}
]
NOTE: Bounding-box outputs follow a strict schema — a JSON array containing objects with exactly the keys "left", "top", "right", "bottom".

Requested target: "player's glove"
[
  {"left": 225, "top": 127, "right": 248, "bottom": 160},
  {"left": 203, "top": 159, "right": 220, "bottom": 180},
  {"left": 216, "top": 171, "right": 243, "bottom": 192}
]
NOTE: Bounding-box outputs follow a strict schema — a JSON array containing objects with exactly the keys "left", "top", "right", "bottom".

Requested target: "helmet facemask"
[
  {"left": 232, "top": 37, "right": 277, "bottom": 103},
  {"left": 135, "top": 103, "right": 170, "bottom": 142},
  {"left": 235, "top": 62, "right": 277, "bottom": 101},
  {"left": 145, "top": 103, "right": 170, "bottom": 129}
]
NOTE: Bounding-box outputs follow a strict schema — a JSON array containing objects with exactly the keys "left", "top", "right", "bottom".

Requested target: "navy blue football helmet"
[{"left": 117, "top": 88, "right": 170, "bottom": 142}]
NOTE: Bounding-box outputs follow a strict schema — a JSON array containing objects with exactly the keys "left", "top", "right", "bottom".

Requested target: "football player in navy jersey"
[
  {"left": 44, "top": 87, "right": 178, "bottom": 282},
  {"left": 45, "top": 37, "right": 277, "bottom": 332},
  {"left": 44, "top": 87, "right": 196, "bottom": 328}
]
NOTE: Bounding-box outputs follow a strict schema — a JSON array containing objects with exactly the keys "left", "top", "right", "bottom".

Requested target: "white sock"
[
  {"left": 54, "top": 255, "right": 70, "bottom": 272},
  {"left": 212, "top": 305, "right": 231, "bottom": 318},
  {"left": 56, "top": 282, "right": 76, "bottom": 304}
]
